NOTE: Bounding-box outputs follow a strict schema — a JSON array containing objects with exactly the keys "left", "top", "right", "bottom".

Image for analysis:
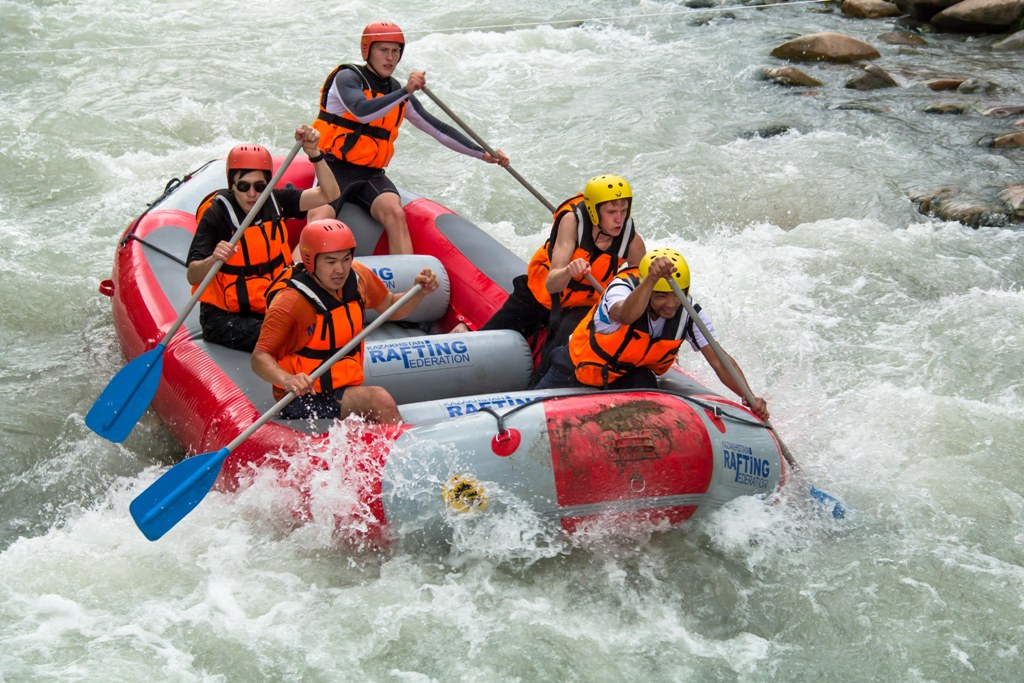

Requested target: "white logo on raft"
[
  {"left": 722, "top": 440, "right": 771, "bottom": 489},
  {"left": 367, "top": 339, "right": 471, "bottom": 369},
  {"left": 442, "top": 394, "right": 541, "bottom": 417},
  {"left": 370, "top": 266, "right": 397, "bottom": 289}
]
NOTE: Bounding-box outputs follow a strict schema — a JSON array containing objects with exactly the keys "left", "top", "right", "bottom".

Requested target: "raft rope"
[
  {"left": 118, "top": 158, "right": 218, "bottom": 266},
  {"left": 123, "top": 234, "right": 187, "bottom": 267},
  {"left": 477, "top": 388, "right": 768, "bottom": 436},
  {"left": 0, "top": 1, "right": 834, "bottom": 56}
]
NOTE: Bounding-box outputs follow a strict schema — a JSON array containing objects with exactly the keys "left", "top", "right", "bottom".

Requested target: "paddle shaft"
[
  {"left": 157, "top": 139, "right": 304, "bottom": 348},
  {"left": 668, "top": 280, "right": 798, "bottom": 469},
  {"left": 419, "top": 85, "right": 557, "bottom": 213},
  {"left": 223, "top": 284, "right": 424, "bottom": 454}
]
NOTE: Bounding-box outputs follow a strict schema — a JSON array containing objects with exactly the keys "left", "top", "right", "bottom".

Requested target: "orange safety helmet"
[
  {"left": 361, "top": 21, "right": 405, "bottom": 61},
  {"left": 226, "top": 144, "right": 272, "bottom": 185},
  {"left": 299, "top": 219, "right": 357, "bottom": 271}
]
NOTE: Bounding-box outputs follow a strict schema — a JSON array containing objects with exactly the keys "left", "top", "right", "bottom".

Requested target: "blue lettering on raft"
[
  {"left": 722, "top": 440, "right": 771, "bottom": 488},
  {"left": 367, "top": 340, "right": 470, "bottom": 369},
  {"left": 371, "top": 266, "right": 396, "bottom": 289},
  {"left": 445, "top": 395, "right": 539, "bottom": 417}
]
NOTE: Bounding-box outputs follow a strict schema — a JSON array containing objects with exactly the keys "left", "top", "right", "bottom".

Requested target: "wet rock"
[
  {"left": 894, "top": 0, "right": 962, "bottom": 20},
  {"left": 908, "top": 186, "right": 1011, "bottom": 227},
  {"left": 685, "top": 0, "right": 717, "bottom": 7},
  {"left": 988, "top": 131, "right": 1024, "bottom": 147},
  {"left": 998, "top": 185, "right": 1024, "bottom": 218},
  {"left": 927, "top": 77, "right": 967, "bottom": 90},
  {"left": 992, "top": 30, "right": 1024, "bottom": 49},
  {"left": 770, "top": 32, "right": 881, "bottom": 62},
  {"left": 739, "top": 125, "right": 795, "bottom": 139},
  {"left": 931, "top": 0, "right": 1024, "bottom": 33},
  {"left": 957, "top": 78, "right": 1000, "bottom": 93},
  {"left": 924, "top": 102, "right": 968, "bottom": 113},
  {"left": 833, "top": 101, "right": 892, "bottom": 112},
  {"left": 982, "top": 105, "right": 1024, "bottom": 117},
  {"left": 878, "top": 30, "right": 929, "bottom": 45},
  {"left": 845, "top": 64, "right": 900, "bottom": 89},
  {"left": 842, "top": 0, "right": 905, "bottom": 18},
  {"left": 761, "top": 65, "right": 824, "bottom": 86},
  {"left": 689, "top": 11, "right": 736, "bottom": 26}
]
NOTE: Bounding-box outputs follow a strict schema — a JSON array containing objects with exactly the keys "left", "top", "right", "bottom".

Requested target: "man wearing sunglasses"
[
  {"left": 185, "top": 124, "right": 340, "bottom": 351},
  {"left": 306, "top": 21, "right": 510, "bottom": 255}
]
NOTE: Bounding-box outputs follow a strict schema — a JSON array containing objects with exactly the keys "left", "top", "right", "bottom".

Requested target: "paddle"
[
  {"left": 86, "top": 140, "right": 304, "bottom": 443},
  {"left": 419, "top": 85, "right": 557, "bottom": 213},
  {"left": 129, "top": 284, "right": 425, "bottom": 540},
  {"left": 667, "top": 279, "right": 845, "bottom": 518}
]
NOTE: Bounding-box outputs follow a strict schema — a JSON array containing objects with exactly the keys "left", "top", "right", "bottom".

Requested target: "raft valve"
[{"left": 491, "top": 428, "right": 521, "bottom": 456}]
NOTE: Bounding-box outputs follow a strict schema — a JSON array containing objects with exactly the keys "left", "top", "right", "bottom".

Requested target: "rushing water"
[{"left": 2, "top": 1, "right": 1023, "bottom": 680}]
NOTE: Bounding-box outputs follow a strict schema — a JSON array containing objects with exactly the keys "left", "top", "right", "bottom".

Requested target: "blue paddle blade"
[
  {"left": 86, "top": 344, "right": 167, "bottom": 443},
  {"left": 130, "top": 447, "right": 231, "bottom": 541},
  {"left": 809, "top": 486, "right": 846, "bottom": 519}
]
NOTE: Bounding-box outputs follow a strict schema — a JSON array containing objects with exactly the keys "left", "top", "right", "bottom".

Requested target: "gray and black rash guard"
[{"left": 324, "top": 67, "right": 486, "bottom": 160}]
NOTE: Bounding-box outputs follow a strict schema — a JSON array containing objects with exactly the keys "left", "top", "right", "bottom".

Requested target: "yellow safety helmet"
[
  {"left": 582, "top": 174, "right": 632, "bottom": 226},
  {"left": 638, "top": 248, "right": 690, "bottom": 293}
]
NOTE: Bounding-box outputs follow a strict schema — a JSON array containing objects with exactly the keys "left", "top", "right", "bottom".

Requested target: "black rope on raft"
[
  {"left": 122, "top": 234, "right": 188, "bottom": 267},
  {"left": 473, "top": 387, "right": 769, "bottom": 439}
]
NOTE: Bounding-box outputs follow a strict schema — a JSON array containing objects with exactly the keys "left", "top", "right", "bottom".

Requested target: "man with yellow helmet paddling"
[
  {"left": 480, "top": 174, "right": 647, "bottom": 371},
  {"left": 535, "top": 247, "right": 770, "bottom": 421}
]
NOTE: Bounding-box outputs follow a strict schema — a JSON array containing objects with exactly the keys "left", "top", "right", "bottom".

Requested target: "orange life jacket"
[
  {"left": 568, "top": 272, "right": 697, "bottom": 388},
  {"left": 526, "top": 193, "right": 637, "bottom": 311},
  {"left": 193, "top": 190, "right": 291, "bottom": 315},
  {"left": 312, "top": 64, "right": 406, "bottom": 169},
  {"left": 273, "top": 266, "right": 367, "bottom": 399}
]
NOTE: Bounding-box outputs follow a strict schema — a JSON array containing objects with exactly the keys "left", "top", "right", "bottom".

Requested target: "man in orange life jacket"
[
  {"left": 185, "top": 125, "right": 340, "bottom": 351},
  {"left": 251, "top": 219, "right": 438, "bottom": 424},
  {"left": 479, "top": 174, "right": 647, "bottom": 369},
  {"left": 306, "top": 21, "right": 509, "bottom": 255},
  {"left": 534, "top": 247, "right": 770, "bottom": 421}
]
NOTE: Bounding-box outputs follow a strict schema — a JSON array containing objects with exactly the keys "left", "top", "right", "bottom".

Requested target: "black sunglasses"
[{"left": 235, "top": 180, "right": 268, "bottom": 193}]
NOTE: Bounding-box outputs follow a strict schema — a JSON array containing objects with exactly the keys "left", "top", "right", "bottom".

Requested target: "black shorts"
[
  {"left": 280, "top": 387, "right": 348, "bottom": 420},
  {"left": 480, "top": 275, "right": 549, "bottom": 339},
  {"left": 325, "top": 158, "right": 399, "bottom": 215},
  {"left": 199, "top": 304, "right": 263, "bottom": 352}
]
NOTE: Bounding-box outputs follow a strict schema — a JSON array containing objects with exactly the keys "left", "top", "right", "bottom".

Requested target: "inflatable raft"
[{"left": 101, "top": 155, "right": 788, "bottom": 544}]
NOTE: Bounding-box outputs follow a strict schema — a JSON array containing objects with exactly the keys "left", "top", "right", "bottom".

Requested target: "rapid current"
[{"left": 2, "top": 1, "right": 1023, "bottom": 680}]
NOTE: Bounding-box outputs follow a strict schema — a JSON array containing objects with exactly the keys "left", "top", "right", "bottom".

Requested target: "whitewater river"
[{"left": 2, "top": 1, "right": 1023, "bottom": 680}]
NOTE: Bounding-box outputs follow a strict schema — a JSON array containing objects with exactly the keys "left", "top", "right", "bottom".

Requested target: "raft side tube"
[
  {"left": 358, "top": 255, "right": 450, "bottom": 324},
  {"left": 382, "top": 404, "right": 559, "bottom": 540},
  {"left": 397, "top": 387, "right": 587, "bottom": 425},
  {"left": 363, "top": 330, "right": 533, "bottom": 405}
]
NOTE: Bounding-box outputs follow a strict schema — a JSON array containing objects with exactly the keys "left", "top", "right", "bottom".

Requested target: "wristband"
[{"left": 307, "top": 152, "right": 325, "bottom": 163}]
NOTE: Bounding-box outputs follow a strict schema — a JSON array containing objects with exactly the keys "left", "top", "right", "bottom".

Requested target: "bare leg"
[
  {"left": 339, "top": 385, "right": 402, "bottom": 424},
  {"left": 369, "top": 192, "right": 412, "bottom": 255},
  {"left": 306, "top": 204, "right": 336, "bottom": 222}
]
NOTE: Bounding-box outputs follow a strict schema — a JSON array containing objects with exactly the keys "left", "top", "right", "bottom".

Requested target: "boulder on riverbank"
[
  {"left": 841, "top": 0, "right": 905, "bottom": 18},
  {"left": 931, "top": 0, "right": 1024, "bottom": 32},
  {"left": 770, "top": 32, "right": 881, "bottom": 62},
  {"left": 860, "top": 0, "right": 1024, "bottom": 33},
  {"left": 992, "top": 30, "right": 1024, "bottom": 48},
  {"left": 894, "top": 0, "right": 963, "bottom": 20}
]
